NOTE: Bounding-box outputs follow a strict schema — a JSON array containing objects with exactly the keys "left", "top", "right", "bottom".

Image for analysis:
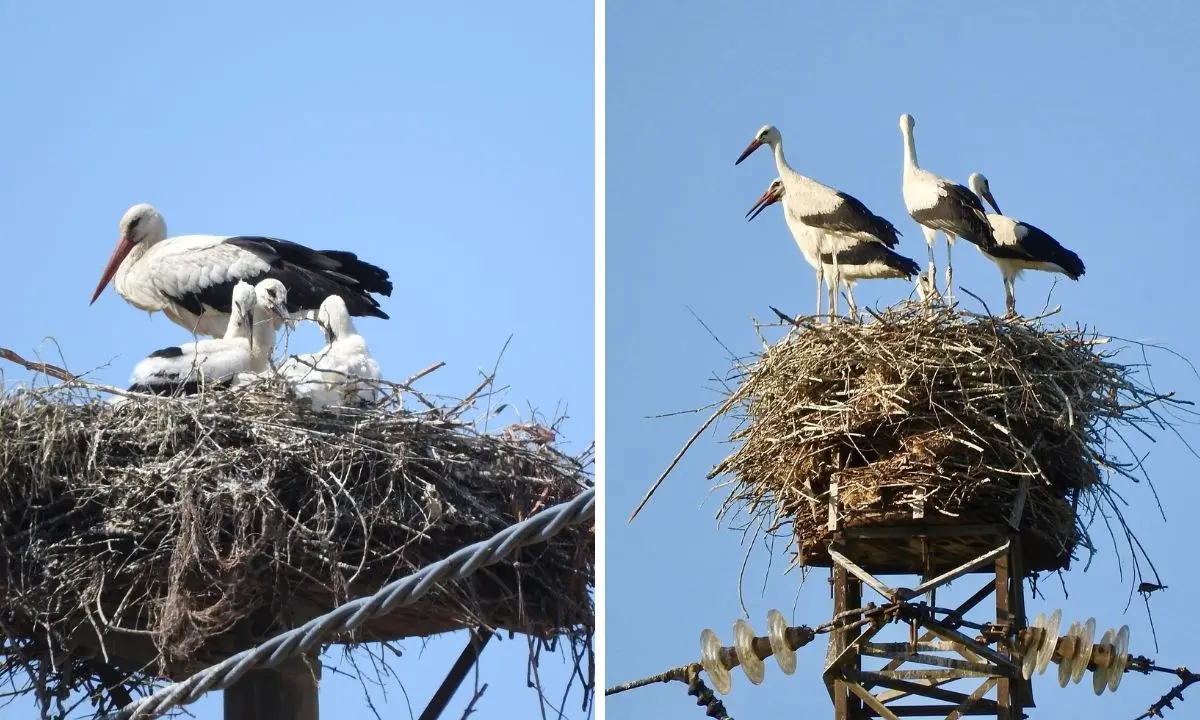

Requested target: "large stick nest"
[
  {"left": 0, "top": 367, "right": 593, "bottom": 717},
  {"left": 704, "top": 304, "right": 1185, "bottom": 575}
]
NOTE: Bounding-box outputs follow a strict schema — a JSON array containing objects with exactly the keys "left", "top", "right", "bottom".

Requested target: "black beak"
[{"left": 982, "top": 190, "right": 1001, "bottom": 215}]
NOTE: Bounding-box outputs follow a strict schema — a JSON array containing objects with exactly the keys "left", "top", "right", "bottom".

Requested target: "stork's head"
[
  {"left": 915, "top": 273, "right": 937, "bottom": 303},
  {"left": 746, "top": 177, "right": 785, "bottom": 222},
  {"left": 735, "top": 124, "right": 781, "bottom": 165},
  {"left": 316, "top": 295, "right": 355, "bottom": 343},
  {"left": 90, "top": 204, "right": 168, "bottom": 305},
  {"left": 967, "top": 173, "right": 1002, "bottom": 214},
  {"left": 899, "top": 113, "right": 915, "bottom": 134},
  {"left": 229, "top": 281, "right": 258, "bottom": 337},
  {"left": 253, "top": 279, "right": 291, "bottom": 323}
]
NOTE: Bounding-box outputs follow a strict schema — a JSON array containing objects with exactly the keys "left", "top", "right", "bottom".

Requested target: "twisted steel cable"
[{"left": 100, "top": 486, "right": 594, "bottom": 720}]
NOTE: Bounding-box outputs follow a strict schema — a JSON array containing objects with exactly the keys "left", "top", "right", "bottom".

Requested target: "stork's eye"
[{"left": 128, "top": 216, "right": 143, "bottom": 231}]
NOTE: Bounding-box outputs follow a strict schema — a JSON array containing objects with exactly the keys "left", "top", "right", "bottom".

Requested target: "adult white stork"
[
  {"left": 90, "top": 203, "right": 392, "bottom": 338},
  {"left": 748, "top": 178, "right": 920, "bottom": 319},
  {"left": 736, "top": 125, "right": 902, "bottom": 314},
  {"left": 127, "top": 280, "right": 287, "bottom": 395},
  {"left": 966, "top": 173, "right": 1086, "bottom": 315},
  {"left": 278, "top": 295, "right": 382, "bottom": 411},
  {"left": 898, "top": 114, "right": 997, "bottom": 299}
]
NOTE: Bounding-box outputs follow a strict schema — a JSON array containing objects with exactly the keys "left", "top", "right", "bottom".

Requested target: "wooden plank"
[
  {"left": 224, "top": 656, "right": 319, "bottom": 720},
  {"left": 841, "top": 525, "right": 1007, "bottom": 540}
]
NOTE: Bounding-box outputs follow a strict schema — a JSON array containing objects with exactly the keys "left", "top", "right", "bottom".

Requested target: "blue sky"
[
  {"left": 0, "top": 2, "right": 592, "bottom": 718},
  {"left": 607, "top": 2, "right": 1200, "bottom": 719}
]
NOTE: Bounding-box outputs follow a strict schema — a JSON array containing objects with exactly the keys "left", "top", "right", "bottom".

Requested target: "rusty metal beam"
[
  {"left": 941, "top": 581, "right": 997, "bottom": 629},
  {"left": 921, "top": 619, "right": 1015, "bottom": 674},
  {"left": 830, "top": 547, "right": 899, "bottom": 601},
  {"left": 903, "top": 542, "right": 1011, "bottom": 600},
  {"left": 846, "top": 670, "right": 999, "bottom": 709},
  {"left": 864, "top": 705, "right": 998, "bottom": 717},
  {"left": 845, "top": 681, "right": 901, "bottom": 720},
  {"left": 858, "top": 649, "right": 997, "bottom": 677},
  {"left": 950, "top": 677, "right": 999, "bottom": 720},
  {"left": 995, "top": 548, "right": 1012, "bottom": 720}
]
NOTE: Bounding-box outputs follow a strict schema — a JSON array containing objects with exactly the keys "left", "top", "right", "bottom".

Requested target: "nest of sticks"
[
  {"left": 697, "top": 304, "right": 1186, "bottom": 575},
  {"left": 0, "top": 358, "right": 593, "bottom": 717}
]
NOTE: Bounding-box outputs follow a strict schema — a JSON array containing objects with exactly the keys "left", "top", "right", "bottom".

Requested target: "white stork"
[
  {"left": 278, "top": 295, "right": 382, "bottom": 411},
  {"left": 128, "top": 280, "right": 286, "bottom": 395},
  {"left": 748, "top": 178, "right": 920, "bottom": 319},
  {"left": 898, "top": 114, "right": 997, "bottom": 299},
  {"left": 90, "top": 203, "right": 392, "bottom": 338},
  {"left": 966, "top": 173, "right": 1086, "bottom": 315},
  {"left": 736, "top": 124, "right": 902, "bottom": 315}
]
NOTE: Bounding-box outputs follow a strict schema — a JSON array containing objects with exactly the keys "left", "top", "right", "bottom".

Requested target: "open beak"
[
  {"left": 734, "top": 138, "right": 763, "bottom": 166},
  {"left": 982, "top": 191, "right": 1001, "bottom": 215},
  {"left": 89, "top": 235, "right": 135, "bottom": 304},
  {"left": 746, "top": 187, "right": 782, "bottom": 222}
]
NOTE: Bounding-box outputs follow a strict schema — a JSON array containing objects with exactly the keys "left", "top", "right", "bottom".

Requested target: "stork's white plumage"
[
  {"left": 128, "top": 280, "right": 291, "bottom": 395},
  {"left": 128, "top": 282, "right": 253, "bottom": 395},
  {"left": 967, "top": 173, "right": 1086, "bottom": 315},
  {"left": 736, "top": 124, "right": 901, "bottom": 315},
  {"left": 748, "top": 178, "right": 920, "bottom": 319},
  {"left": 90, "top": 204, "right": 393, "bottom": 338},
  {"left": 278, "top": 295, "right": 382, "bottom": 411},
  {"left": 898, "top": 114, "right": 997, "bottom": 299}
]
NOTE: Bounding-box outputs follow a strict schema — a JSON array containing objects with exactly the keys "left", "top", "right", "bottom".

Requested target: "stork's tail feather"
[
  {"left": 874, "top": 217, "right": 902, "bottom": 248},
  {"left": 1056, "top": 248, "right": 1086, "bottom": 280},
  {"left": 888, "top": 252, "right": 922, "bottom": 279}
]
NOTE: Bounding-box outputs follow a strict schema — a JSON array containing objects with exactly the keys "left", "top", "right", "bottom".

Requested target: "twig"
[{"left": 458, "top": 683, "right": 488, "bottom": 720}]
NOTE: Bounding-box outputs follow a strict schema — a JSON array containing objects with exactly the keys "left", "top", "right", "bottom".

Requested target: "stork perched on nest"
[
  {"left": 966, "top": 172, "right": 1086, "bottom": 316},
  {"left": 90, "top": 203, "right": 392, "bottom": 338},
  {"left": 898, "top": 114, "right": 997, "bottom": 301},
  {"left": 128, "top": 279, "right": 290, "bottom": 395},
  {"left": 278, "top": 295, "right": 382, "bottom": 411},
  {"left": 748, "top": 178, "right": 920, "bottom": 320},
  {"left": 735, "top": 124, "right": 901, "bottom": 316}
]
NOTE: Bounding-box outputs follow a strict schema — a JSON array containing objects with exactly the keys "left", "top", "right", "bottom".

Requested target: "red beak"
[
  {"left": 746, "top": 186, "right": 782, "bottom": 221},
  {"left": 89, "top": 235, "right": 135, "bottom": 305},
  {"left": 735, "top": 138, "right": 764, "bottom": 166}
]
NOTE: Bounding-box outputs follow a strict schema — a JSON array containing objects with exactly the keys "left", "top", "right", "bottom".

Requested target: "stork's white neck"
[
  {"left": 250, "top": 307, "right": 278, "bottom": 364},
  {"left": 770, "top": 139, "right": 804, "bottom": 187},
  {"left": 901, "top": 125, "right": 919, "bottom": 171},
  {"left": 222, "top": 307, "right": 246, "bottom": 340},
  {"left": 330, "top": 312, "right": 357, "bottom": 342}
]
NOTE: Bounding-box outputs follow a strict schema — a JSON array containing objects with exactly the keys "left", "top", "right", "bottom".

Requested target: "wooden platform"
[{"left": 801, "top": 522, "right": 1071, "bottom": 575}]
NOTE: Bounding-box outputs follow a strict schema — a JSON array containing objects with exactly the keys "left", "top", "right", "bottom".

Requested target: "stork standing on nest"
[
  {"left": 898, "top": 114, "right": 997, "bottom": 300},
  {"left": 278, "top": 295, "right": 382, "bottom": 410},
  {"left": 90, "top": 203, "right": 392, "bottom": 338},
  {"left": 128, "top": 280, "right": 291, "bottom": 395},
  {"left": 748, "top": 178, "right": 921, "bottom": 319},
  {"left": 736, "top": 124, "right": 901, "bottom": 317},
  {"left": 966, "top": 172, "right": 1086, "bottom": 316}
]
